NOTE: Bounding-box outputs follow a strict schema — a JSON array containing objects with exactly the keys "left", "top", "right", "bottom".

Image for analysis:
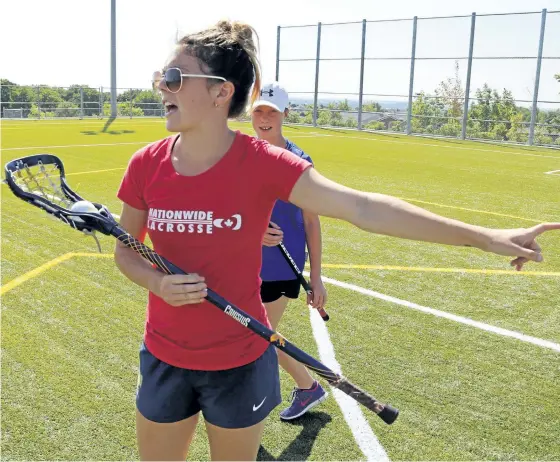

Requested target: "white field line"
[
  {"left": 309, "top": 308, "right": 390, "bottom": 461},
  {"left": 305, "top": 272, "right": 560, "bottom": 353}
]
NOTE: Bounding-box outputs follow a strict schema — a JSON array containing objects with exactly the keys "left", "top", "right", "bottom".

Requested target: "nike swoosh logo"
[{"left": 253, "top": 397, "right": 267, "bottom": 411}]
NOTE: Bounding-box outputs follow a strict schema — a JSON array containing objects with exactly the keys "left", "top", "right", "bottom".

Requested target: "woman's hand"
[
  {"left": 153, "top": 273, "right": 207, "bottom": 306},
  {"left": 484, "top": 223, "right": 560, "bottom": 270}
]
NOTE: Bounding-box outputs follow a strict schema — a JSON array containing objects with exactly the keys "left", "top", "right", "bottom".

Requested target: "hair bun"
[
  {"left": 215, "top": 20, "right": 256, "bottom": 51},
  {"left": 231, "top": 22, "right": 254, "bottom": 42},
  {"left": 216, "top": 20, "right": 233, "bottom": 34}
]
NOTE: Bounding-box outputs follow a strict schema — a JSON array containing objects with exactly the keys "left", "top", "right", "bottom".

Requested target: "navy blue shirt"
[{"left": 261, "top": 139, "right": 312, "bottom": 281}]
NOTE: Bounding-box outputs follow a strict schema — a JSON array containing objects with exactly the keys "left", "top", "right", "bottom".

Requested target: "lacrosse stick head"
[{"left": 4, "top": 154, "right": 118, "bottom": 235}]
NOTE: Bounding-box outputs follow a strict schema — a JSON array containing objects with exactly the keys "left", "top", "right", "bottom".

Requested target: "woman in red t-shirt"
[{"left": 114, "top": 19, "right": 559, "bottom": 462}]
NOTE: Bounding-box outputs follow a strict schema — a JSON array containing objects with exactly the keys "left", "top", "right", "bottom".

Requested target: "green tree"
[
  {"left": 469, "top": 84, "right": 493, "bottom": 131},
  {"left": 439, "top": 121, "right": 462, "bottom": 137},
  {"left": 411, "top": 91, "right": 445, "bottom": 133},
  {"left": 362, "top": 101, "right": 382, "bottom": 113},
  {"left": 409, "top": 61, "right": 465, "bottom": 135},
  {"left": 506, "top": 112, "right": 528, "bottom": 142},
  {"left": 392, "top": 120, "right": 405, "bottom": 132},
  {"left": 364, "top": 121, "right": 385, "bottom": 131},
  {"left": 64, "top": 85, "right": 101, "bottom": 116},
  {"left": 285, "top": 110, "right": 301, "bottom": 124},
  {"left": 36, "top": 87, "right": 63, "bottom": 113},
  {"left": 55, "top": 101, "right": 80, "bottom": 118},
  {"left": 117, "top": 88, "right": 143, "bottom": 102},
  {"left": 434, "top": 61, "right": 464, "bottom": 119},
  {"left": 538, "top": 109, "right": 560, "bottom": 136},
  {"left": 1, "top": 79, "right": 17, "bottom": 114},
  {"left": 330, "top": 110, "right": 344, "bottom": 126},
  {"left": 10, "top": 85, "right": 36, "bottom": 117},
  {"left": 134, "top": 90, "right": 163, "bottom": 116},
  {"left": 336, "top": 99, "right": 351, "bottom": 111},
  {"left": 467, "top": 85, "right": 528, "bottom": 140},
  {"left": 103, "top": 102, "right": 144, "bottom": 117},
  {"left": 302, "top": 112, "right": 313, "bottom": 125},
  {"left": 316, "top": 109, "right": 331, "bottom": 126}
]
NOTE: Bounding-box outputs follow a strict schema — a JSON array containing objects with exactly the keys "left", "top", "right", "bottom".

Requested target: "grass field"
[{"left": 1, "top": 118, "right": 559, "bottom": 461}]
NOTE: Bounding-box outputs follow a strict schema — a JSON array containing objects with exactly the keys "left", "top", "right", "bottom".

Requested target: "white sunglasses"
[{"left": 152, "top": 68, "right": 226, "bottom": 93}]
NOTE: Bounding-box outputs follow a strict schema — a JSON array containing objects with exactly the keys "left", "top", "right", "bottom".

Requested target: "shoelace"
[
  {"left": 289, "top": 384, "right": 314, "bottom": 404},
  {"left": 288, "top": 388, "right": 298, "bottom": 403}
]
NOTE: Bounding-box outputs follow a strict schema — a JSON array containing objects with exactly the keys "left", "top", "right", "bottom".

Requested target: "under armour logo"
[{"left": 260, "top": 89, "right": 274, "bottom": 97}]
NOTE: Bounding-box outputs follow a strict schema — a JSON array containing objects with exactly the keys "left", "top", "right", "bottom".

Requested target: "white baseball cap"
[{"left": 251, "top": 82, "right": 289, "bottom": 112}]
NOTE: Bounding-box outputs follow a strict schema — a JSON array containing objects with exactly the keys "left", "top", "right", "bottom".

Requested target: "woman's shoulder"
[
  {"left": 238, "top": 131, "right": 270, "bottom": 154},
  {"left": 125, "top": 135, "right": 177, "bottom": 171},
  {"left": 133, "top": 135, "right": 177, "bottom": 159},
  {"left": 238, "top": 132, "right": 299, "bottom": 162}
]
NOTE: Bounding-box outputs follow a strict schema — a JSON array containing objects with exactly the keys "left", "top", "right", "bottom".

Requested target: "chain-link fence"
[
  {"left": 3, "top": 10, "right": 558, "bottom": 148},
  {"left": 277, "top": 9, "right": 560, "bottom": 147},
  {"left": 0, "top": 85, "right": 165, "bottom": 120}
]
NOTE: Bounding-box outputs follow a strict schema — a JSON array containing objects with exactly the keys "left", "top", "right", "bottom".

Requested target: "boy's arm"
[{"left": 303, "top": 210, "right": 327, "bottom": 309}]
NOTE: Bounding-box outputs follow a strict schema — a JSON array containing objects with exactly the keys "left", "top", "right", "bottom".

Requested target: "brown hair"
[{"left": 177, "top": 20, "right": 262, "bottom": 118}]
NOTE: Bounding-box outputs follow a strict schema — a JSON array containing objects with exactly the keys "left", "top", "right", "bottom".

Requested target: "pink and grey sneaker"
[{"left": 279, "top": 381, "right": 328, "bottom": 421}]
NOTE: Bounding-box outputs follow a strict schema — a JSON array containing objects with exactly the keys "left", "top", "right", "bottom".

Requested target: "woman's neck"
[{"left": 176, "top": 121, "right": 235, "bottom": 164}]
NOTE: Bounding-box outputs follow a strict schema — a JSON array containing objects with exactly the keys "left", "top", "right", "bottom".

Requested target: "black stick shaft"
[{"left": 277, "top": 241, "right": 330, "bottom": 321}]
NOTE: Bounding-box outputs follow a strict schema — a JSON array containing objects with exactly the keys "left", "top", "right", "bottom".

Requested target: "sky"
[{"left": 1, "top": 0, "right": 559, "bottom": 108}]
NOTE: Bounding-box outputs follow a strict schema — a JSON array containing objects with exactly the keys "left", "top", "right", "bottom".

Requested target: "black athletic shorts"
[
  {"left": 260, "top": 279, "right": 301, "bottom": 303},
  {"left": 136, "top": 342, "right": 281, "bottom": 428}
]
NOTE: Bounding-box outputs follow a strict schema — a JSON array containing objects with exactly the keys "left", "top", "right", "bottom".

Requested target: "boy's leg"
[
  {"left": 264, "top": 295, "right": 315, "bottom": 390},
  {"left": 262, "top": 281, "right": 328, "bottom": 421}
]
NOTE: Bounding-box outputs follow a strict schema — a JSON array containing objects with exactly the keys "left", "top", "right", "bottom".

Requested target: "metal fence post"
[
  {"left": 110, "top": 0, "right": 117, "bottom": 118},
  {"left": 528, "top": 8, "right": 547, "bottom": 146},
  {"left": 36, "top": 86, "right": 41, "bottom": 119},
  {"left": 275, "top": 26, "right": 281, "bottom": 82},
  {"left": 313, "top": 22, "right": 322, "bottom": 127},
  {"left": 406, "top": 16, "right": 417, "bottom": 135},
  {"left": 100, "top": 86, "right": 103, "bottom": 117},
  {"left": 461, "top": 12, "right": 476, "bottom": 140},
  {"left": 358, "top": 19, "right": 367, "bottom": 131},
  {"left": 80, "top": 87, "right": 84, "bottom": 119}
]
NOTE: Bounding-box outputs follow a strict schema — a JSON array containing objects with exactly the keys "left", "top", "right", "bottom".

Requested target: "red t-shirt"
[{"left": 117, "top": 131, "right": 312, "bottom": 370}]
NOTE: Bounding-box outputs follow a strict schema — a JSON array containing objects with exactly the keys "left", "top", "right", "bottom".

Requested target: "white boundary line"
[
  {"left": 544, "top": 169, "right": 560, "bottom": 175},
  {"left": 305, "top": 272, "right": 560, "bottom": 353},
  {"left": 308, "top": 308, "right": 389, "bottom": 461}
]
